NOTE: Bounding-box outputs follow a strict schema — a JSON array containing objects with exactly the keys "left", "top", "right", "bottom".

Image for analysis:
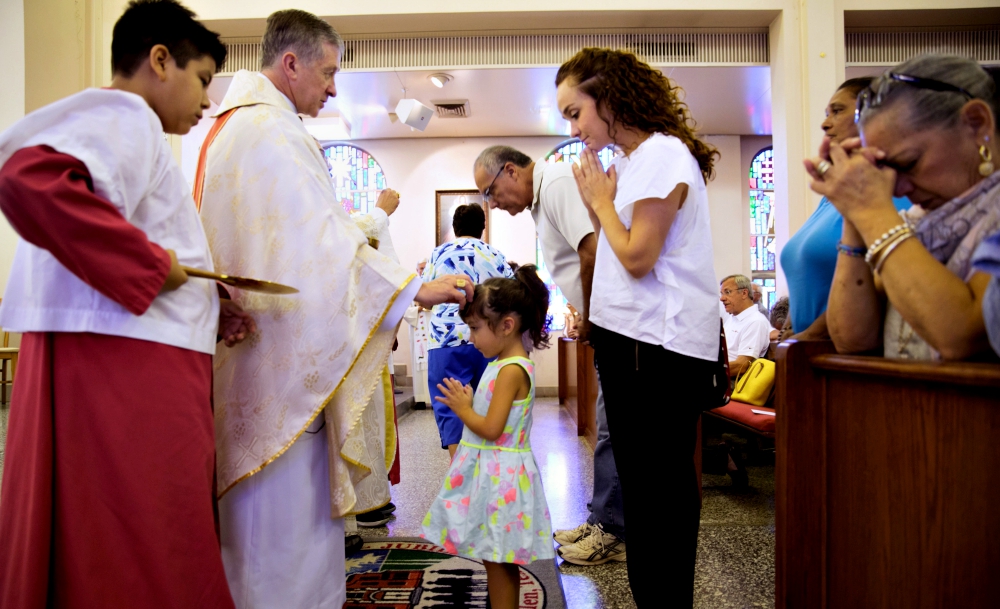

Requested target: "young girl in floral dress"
[{"left": 421, "top": 265, "right": 554, "bottom": 609}]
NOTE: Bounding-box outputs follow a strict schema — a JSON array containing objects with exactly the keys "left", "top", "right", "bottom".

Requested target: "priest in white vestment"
[{"left": 196, "top": 10, "right": 472, "bottom": 608}]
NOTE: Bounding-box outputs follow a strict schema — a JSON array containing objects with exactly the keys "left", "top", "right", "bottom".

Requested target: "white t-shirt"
[
  {"left": 530, "top": 161, "right": 594, "bottom": 311},
  {"left": 589, "top": 133, "right": 720, "bottom": 361},
  {"left": 723, "top": 306, "right": 771, "bottom": 361},
  {"left": 0, "top": 89, "right": 220, "bottom": 354}
]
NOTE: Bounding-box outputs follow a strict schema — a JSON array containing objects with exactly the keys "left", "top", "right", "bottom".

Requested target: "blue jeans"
[
  {"left": 586, "top": 379, "right": 627, "bottom": 541},
  {"left": 427, "top": 343, "right": 491, "bottom": 448}
]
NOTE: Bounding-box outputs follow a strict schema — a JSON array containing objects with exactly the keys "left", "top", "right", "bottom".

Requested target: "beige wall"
[
  {"left": 22, "top": 0, "right": 126, "bottom": 113},
  {"left": 705, "top": 136, "right": 750, "bottom": 280},
  {"left": 0, "top": 0, "right": 26, "bottom": 300},
  {"left": 25, "top": 0, "right": 92, "bottom": 113}
]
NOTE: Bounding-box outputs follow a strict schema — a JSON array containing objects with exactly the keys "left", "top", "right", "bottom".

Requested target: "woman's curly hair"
[{"left": 556, "top": 47, "right": 719, "bottom": 182}]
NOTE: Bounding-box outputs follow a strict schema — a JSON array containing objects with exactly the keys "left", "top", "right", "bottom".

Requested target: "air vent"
[
  {"left": 220, "top": 29, "right": 768, "bottom": 73},
  {"left": 433, "top": 100, "right": 470, "bottom": 118},
  {"left": 221, "top": 37, "right": 261, "bottom": 73},
  {"left": 846, "top": 29, "right": 1000, "bottom": 65}
]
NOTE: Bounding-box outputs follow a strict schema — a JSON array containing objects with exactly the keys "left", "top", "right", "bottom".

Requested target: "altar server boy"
[{"left": 0, "top": 2, "right": 253, "bottom": 607}]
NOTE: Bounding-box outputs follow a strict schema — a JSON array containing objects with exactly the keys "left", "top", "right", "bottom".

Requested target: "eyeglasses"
[
  {"left": 482, "top": 165, "right": 505, "bottom": 203},
  {"left": 855, "top": 72, "right": 974, "bottom": 124},
  {"left": 720, "top": 288, "right": 748, "bottom": 297}
]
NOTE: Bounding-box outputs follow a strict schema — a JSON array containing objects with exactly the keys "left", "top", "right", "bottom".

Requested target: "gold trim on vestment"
[
  {"left": 217, "top": 271, "right": 418, "bottom": 498},
  {"left": 382, "top": 367, "right": 396, "bottom": 472},
  {"left": 344, "top": 497, "right": 394, "bottom": 518}
]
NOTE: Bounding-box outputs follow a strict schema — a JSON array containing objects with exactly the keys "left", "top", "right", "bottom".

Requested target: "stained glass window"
[
  {"left": 749, "top": 146, "right": 776, "bottom": 311},
  {"left": 546, "top": 139, "right": 616, "bottom": 170},
  {"left": 540, "top": 140, "right": 615, "bottom": 331},
  {"left": 322, "top": 144, "right": 387, "bottom": 216}
]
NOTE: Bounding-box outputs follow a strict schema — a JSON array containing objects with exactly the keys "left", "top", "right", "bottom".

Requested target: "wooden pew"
[
  {"left": 775, "top": 340, "right": 1000, "bottom": 609},
  {"left": 557, "top": 336, "right": 598, "bottom": 448}
]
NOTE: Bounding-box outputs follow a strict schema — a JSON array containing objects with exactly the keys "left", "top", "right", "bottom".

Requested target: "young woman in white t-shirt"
[{"left": 556, "top": 47, "right": 721, "bottom": 607}]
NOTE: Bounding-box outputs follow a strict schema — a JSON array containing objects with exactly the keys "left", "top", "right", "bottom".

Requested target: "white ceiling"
[{"left": 208, "top": 65, "right": 771, "bottom": 140}]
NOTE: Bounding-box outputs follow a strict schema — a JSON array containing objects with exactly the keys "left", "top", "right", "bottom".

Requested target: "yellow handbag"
[{"left": 730, "top": 358, "right": 775, "bottom": 406}]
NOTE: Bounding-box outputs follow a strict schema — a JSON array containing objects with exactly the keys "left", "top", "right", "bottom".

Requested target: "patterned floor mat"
[{"left": 346, "top": 537, "right": 566, "bottom": 608}]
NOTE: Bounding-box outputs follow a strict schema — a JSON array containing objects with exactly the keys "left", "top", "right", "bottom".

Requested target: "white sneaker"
[
  {"left": 557, "top": 524, "right": 626, "bottom": 566},
  {"left": 553, "top": 522, "right": 596, "bottom": 546}
]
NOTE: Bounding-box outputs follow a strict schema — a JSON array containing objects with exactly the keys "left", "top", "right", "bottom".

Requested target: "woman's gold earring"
[{"left": 980, "top": 145, "right": 995, "bottom": 177}]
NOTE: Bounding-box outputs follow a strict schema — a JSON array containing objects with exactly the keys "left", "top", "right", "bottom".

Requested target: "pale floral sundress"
[{"left": 420, "top": 356, "right": 555, "bottom": 564}]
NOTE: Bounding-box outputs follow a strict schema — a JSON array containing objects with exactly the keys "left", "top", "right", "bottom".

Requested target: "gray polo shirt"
[{"left": 530, "top": 160, "right": 595, "bottom": 311}]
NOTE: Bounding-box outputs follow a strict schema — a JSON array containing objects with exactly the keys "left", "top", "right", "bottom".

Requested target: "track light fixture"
[{"left": 428, "top": 73, "right": 453, "bottom": 88}]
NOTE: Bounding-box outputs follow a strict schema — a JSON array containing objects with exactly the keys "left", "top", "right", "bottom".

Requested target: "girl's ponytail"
[
  {"left": 513, "top": 265, "right": 550, "bottom": 351},
  {"left": 459, "top": 265, "right": 551, "bottom": 351}
]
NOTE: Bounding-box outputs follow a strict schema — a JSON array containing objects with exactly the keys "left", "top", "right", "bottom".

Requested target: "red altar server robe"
[{"left": 0, "top": 89, "right": 233, "bottom": 609}]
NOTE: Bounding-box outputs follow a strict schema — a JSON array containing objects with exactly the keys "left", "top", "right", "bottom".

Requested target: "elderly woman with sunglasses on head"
[{"left": 807, "top": 54, "right": 1000, "bottom": 361}]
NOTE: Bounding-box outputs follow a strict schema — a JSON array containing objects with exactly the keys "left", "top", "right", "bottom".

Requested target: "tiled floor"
[{"left": 366, "top": 398, "right": 775, "bottom": 608}]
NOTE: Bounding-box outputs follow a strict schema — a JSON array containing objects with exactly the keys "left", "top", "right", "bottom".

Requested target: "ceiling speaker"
[{"left": 394, "top": 99, "right": 434, "bottom": 131}]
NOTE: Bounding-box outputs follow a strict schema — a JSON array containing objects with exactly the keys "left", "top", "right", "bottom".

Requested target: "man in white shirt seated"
[{"left": 720, "top": 274, "right": 772, "bottom": 378}]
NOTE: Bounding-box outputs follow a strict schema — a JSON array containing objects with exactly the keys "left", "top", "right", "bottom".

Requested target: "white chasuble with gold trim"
[{"left": 200, "top": 70, "right": 413, "bottom": 517}]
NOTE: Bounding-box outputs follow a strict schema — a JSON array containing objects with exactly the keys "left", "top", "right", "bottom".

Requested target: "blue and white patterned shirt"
[{"left": 422, "top": 237, "right": 514, "bottom": 349}]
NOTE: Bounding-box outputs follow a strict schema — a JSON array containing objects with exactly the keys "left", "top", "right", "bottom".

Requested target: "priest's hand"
[
  {"left": 376, "top": 189, "right": 400, "bottom": 216},
  {"left": 435, "top": 377, "right": 474, "bottom": 416},
  {"left": 415, "top": 274, "right": 474, "bottom": 308},
  {"left": 218, "top": 299, "right": 257, "bottom": 347},
  {"left": 160, "top": 249, "right": 189, "bottom": 293}
]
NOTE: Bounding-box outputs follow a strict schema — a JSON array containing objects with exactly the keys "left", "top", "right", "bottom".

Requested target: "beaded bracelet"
[
  {"left": 867, "top": 229, "right": 913, "bottom": 272},
  {"left": 837, "top": 242, "right": 867, "bottom": 258},
  {"left": 872, "top": 233, "right": 915, "bottom": 274},
  {"left": 865, "top": 223, "right": 912, "bottom": 265}
]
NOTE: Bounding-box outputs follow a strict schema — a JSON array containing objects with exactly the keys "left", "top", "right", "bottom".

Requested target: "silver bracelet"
[{"left": 872, "top": 233, "right": 915, "bottom": 274}]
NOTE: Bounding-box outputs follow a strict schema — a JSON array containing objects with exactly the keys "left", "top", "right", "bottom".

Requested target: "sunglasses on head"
[{"left": 855, "top": 72, "right": 974, "bottom": 124}]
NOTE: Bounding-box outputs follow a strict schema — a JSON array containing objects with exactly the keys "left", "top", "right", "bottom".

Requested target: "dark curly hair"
[
  {"left": 460, "top": 265, "right": 550, "bottom": 351},
  {"left": 556, "top": 47, "right": 719, "bottom": 182}
]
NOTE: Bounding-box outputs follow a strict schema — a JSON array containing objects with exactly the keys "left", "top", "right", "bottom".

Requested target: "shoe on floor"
[
  {"left": 557, "top": 525, "right": 626, "bottom": 566},
  {"left": 345, "top": 534, "right": 364, "bottom": 556},
  {"left": 382, "top": 502, "right": 396, "bottom": 515},
  {"left": 553, "top": 522, "right": 597, "bottom": 546},
  {"left": 355, "top": 508, "right": 392, "bottom": 527}
]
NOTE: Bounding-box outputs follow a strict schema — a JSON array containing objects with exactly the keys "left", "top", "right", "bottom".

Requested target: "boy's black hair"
[
  {"left": 452, "top": 203, "right": 486, "bottom": 239},
  {"left": 112, "top": 0, "right": 227, "bottom": 77},
  {"left": 460, "top": 265, "right": 551, "bottom": 350}
]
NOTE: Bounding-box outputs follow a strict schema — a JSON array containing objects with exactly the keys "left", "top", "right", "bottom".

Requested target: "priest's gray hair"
[
  {"left": 260, "top": 9, "right": 344, "bottom": 69},
  {"left": 475, "top": 146, "right": 533, "bottom": 175},
  {"left": 858, "top": 54, "right": 997, "bottom": 133}
]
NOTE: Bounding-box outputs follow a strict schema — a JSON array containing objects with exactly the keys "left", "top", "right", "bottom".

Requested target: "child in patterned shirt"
[{"left": 421, "top": 265, "right": 555, "bottom": 609}]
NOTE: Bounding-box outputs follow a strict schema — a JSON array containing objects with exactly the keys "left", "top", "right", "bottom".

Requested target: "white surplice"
[
  {"left": 0, "top": 88, "right": 219, "bottom": 353},
  {"left": 199, "top": 70, "right": 419, "bottom": 609}
]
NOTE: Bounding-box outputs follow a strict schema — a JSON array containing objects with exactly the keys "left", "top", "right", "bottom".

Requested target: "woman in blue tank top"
[{"left": 780, "top": 78, "right": 910, "bottom": 339}]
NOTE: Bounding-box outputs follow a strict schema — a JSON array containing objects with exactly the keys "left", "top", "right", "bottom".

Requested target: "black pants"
[{"left": 590, "top": 324, "right": 715, "bottom": 608}]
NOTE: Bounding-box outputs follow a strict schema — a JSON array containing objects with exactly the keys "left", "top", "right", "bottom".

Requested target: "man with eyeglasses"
[
  {"left": 473, "top": 145, "right": 627, "bottom": 568},
  {"left": 719, "top": 274, "right": 771, "bottom": 378}
]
